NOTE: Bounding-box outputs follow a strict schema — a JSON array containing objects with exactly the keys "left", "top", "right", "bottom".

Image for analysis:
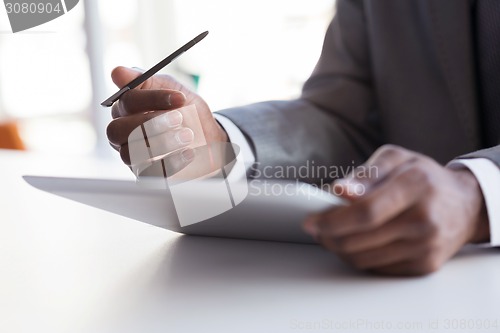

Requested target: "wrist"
[
  {"left": 455, "top": 169, "right": 490, "bottom": 243},
  {"left": 471, "top": 204, "right": 490, "bottom": 243},
  {"left": 218, "top": 124, "right": 229, "bottom": 143},
  {"left": 213, "top": 117, "right": 229, "bottom": 143}
]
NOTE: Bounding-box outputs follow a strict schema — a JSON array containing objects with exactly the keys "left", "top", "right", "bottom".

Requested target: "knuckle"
[
  {"left": 377, "top": 144, "right": 406, "bottom": 159},
  {"left": 415, "top": 257, "right": 442, "bottom": 275},
  {"left": 404, "top": 163, "right": 433, "bottom": 187},
  {"left": 424, "top": 236, "right": 441, "bottom": 254},
  {"left": 425, "top": 209, "right": 441, "bottom": 231},
  {"left": 414, "top": 203, "right": 442, "bottom": 233},
  {"left": 420, "top": 220, "right": 439, "bottom": 238}
]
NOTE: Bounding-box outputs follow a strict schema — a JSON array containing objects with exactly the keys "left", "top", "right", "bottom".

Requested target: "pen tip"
[{"left": 195, "top": 31, "right": 209, "bottom": 42}]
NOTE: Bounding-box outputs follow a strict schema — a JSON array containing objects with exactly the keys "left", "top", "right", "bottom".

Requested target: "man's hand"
[
  {"left": 303, "top": 145, "right": 490, "bottom": 276},
  {"left": 106, "top": 67, "right": 228, "bottom": 169}
]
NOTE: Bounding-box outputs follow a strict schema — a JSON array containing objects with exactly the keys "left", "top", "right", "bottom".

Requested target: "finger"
[
  {"left": 109, "top": 140, "right": 120, "bottom": 152},
  {"left": 107, "top": 110, "right": 183, "bottom": 147},
  {"left": 339, "top": 240, "right": 425, "bottom": 270},
  {"left": 306, "top": 159, "right": 428, "bottom": 237},
  {"left": 111, "top": 66, "right": 145, "bottom": 89},
  {"left": 321, "top": 212, "right": 425, "bottom": 254},
  {"left": 119, "top": 127, "right": 194, "bottom": 166},
  {"left": 111, "top": 66, "right": 185, "bottom": 92},
  {"left": 134, "top": 148, "right": 195, "bottom": 179},
  {"left": 111, "top": 89, "right": 186, "bottom": 119},
  {"left": 333, "top": 145, "right": 417, "bottom": 198}
]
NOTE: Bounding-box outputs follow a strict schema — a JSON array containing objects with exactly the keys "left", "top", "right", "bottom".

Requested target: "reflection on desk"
[{"left": 1, "top": 150, "right": 499, "bottom": 333}]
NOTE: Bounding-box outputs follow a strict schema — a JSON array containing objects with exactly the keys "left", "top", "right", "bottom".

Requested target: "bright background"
[{"left": 0, "top": 0, "right": 335, "bottom": 157}]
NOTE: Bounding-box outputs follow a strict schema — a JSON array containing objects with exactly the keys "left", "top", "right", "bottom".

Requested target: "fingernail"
[
  {"left": 153, "top": 111, "right": 182, "bottom": 130},
  {"left": 175, "top": 128, "right": 194, "bottom": 144},
  {"left": 131, "top": 67, "right": 145, "bottom": 73},
  {"left": 168, "top": 92, "right": 186, "bottom": 107},
  {"left": 181, "top": 149, "right": 195, "bottom": 162},
  {"left": 303, "top": 216, "right": 319, "bottom": 236}
]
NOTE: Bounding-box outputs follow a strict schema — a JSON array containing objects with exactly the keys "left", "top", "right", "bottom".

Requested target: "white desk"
[{"left": 1, "top": 150, "right": 499, "bottom": 333}]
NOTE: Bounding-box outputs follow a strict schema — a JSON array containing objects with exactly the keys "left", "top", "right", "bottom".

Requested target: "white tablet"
[{"left": 23, "top": 176, "right": 345, "bottom": 244}]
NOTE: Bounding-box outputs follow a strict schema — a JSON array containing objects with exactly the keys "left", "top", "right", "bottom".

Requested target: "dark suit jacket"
[{"left": 218, "top": 0, "right": 500, "bottom": 182}]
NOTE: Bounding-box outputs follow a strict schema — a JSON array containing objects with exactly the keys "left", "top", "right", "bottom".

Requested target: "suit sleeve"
[
  {"left": 459, "top": 146, "right": 500, "bottom": 167},
  {"left": 216, "top": 0, "right": 383, "bottom": 184}
]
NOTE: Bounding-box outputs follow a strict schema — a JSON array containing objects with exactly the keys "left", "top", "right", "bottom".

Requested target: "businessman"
[{"left": 106, "top": 0, "right": 499, "bottom": 275}]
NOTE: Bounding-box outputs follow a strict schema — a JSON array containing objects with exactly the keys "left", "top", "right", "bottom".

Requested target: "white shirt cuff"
[
  {"left": 448, "top": 158, "right": 500, "bottom": 246},
  {"left": 213, "top": 113, "right": 256, "bottom": 170}
]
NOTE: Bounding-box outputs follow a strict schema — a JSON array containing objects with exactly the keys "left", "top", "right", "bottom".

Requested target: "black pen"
[{"left": 101, "top": 31, "right": 209, "bottom": 107}]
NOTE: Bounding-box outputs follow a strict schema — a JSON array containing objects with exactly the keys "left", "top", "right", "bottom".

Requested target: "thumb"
[{"left": 111, "top": 66, "right": 144, "bottom": 88}]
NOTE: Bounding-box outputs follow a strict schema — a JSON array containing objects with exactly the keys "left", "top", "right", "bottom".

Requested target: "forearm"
[{"left": 217, "top": 99, "right": 376, "bottom": 184}]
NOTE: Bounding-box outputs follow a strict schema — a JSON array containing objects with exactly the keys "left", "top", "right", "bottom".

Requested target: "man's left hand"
[{"left": 303, "top": 145, "right": 490, "bottom": 276}]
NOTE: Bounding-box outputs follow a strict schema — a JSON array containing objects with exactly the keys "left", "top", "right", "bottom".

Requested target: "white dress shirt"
[
  {"left": 215, "top": 113, "right": 500, "bottom": 246},
  {"left": 449, "top": 158, "right": 500, "bottom": 246}
]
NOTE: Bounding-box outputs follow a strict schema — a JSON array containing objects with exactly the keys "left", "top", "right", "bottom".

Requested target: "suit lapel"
[{"left": 426, "top": 0, "right": 480, "bottom": 150}]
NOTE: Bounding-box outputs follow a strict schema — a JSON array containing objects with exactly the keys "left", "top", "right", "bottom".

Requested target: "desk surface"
[{"left": 1, "top": 150, "right": 499, "bottom": 333}]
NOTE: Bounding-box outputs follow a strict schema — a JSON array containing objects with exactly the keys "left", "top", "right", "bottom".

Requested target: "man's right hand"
[{"left": 106, "top": 66, "right": 228, "bottom": 171}]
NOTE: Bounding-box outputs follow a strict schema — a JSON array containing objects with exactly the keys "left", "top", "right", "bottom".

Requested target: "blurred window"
[
  {"left": 0, "top": 0, "right": 335, "bottom": 156},
  {"left": 0, "top": 3, "right": 94, "bottom": 154}
]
